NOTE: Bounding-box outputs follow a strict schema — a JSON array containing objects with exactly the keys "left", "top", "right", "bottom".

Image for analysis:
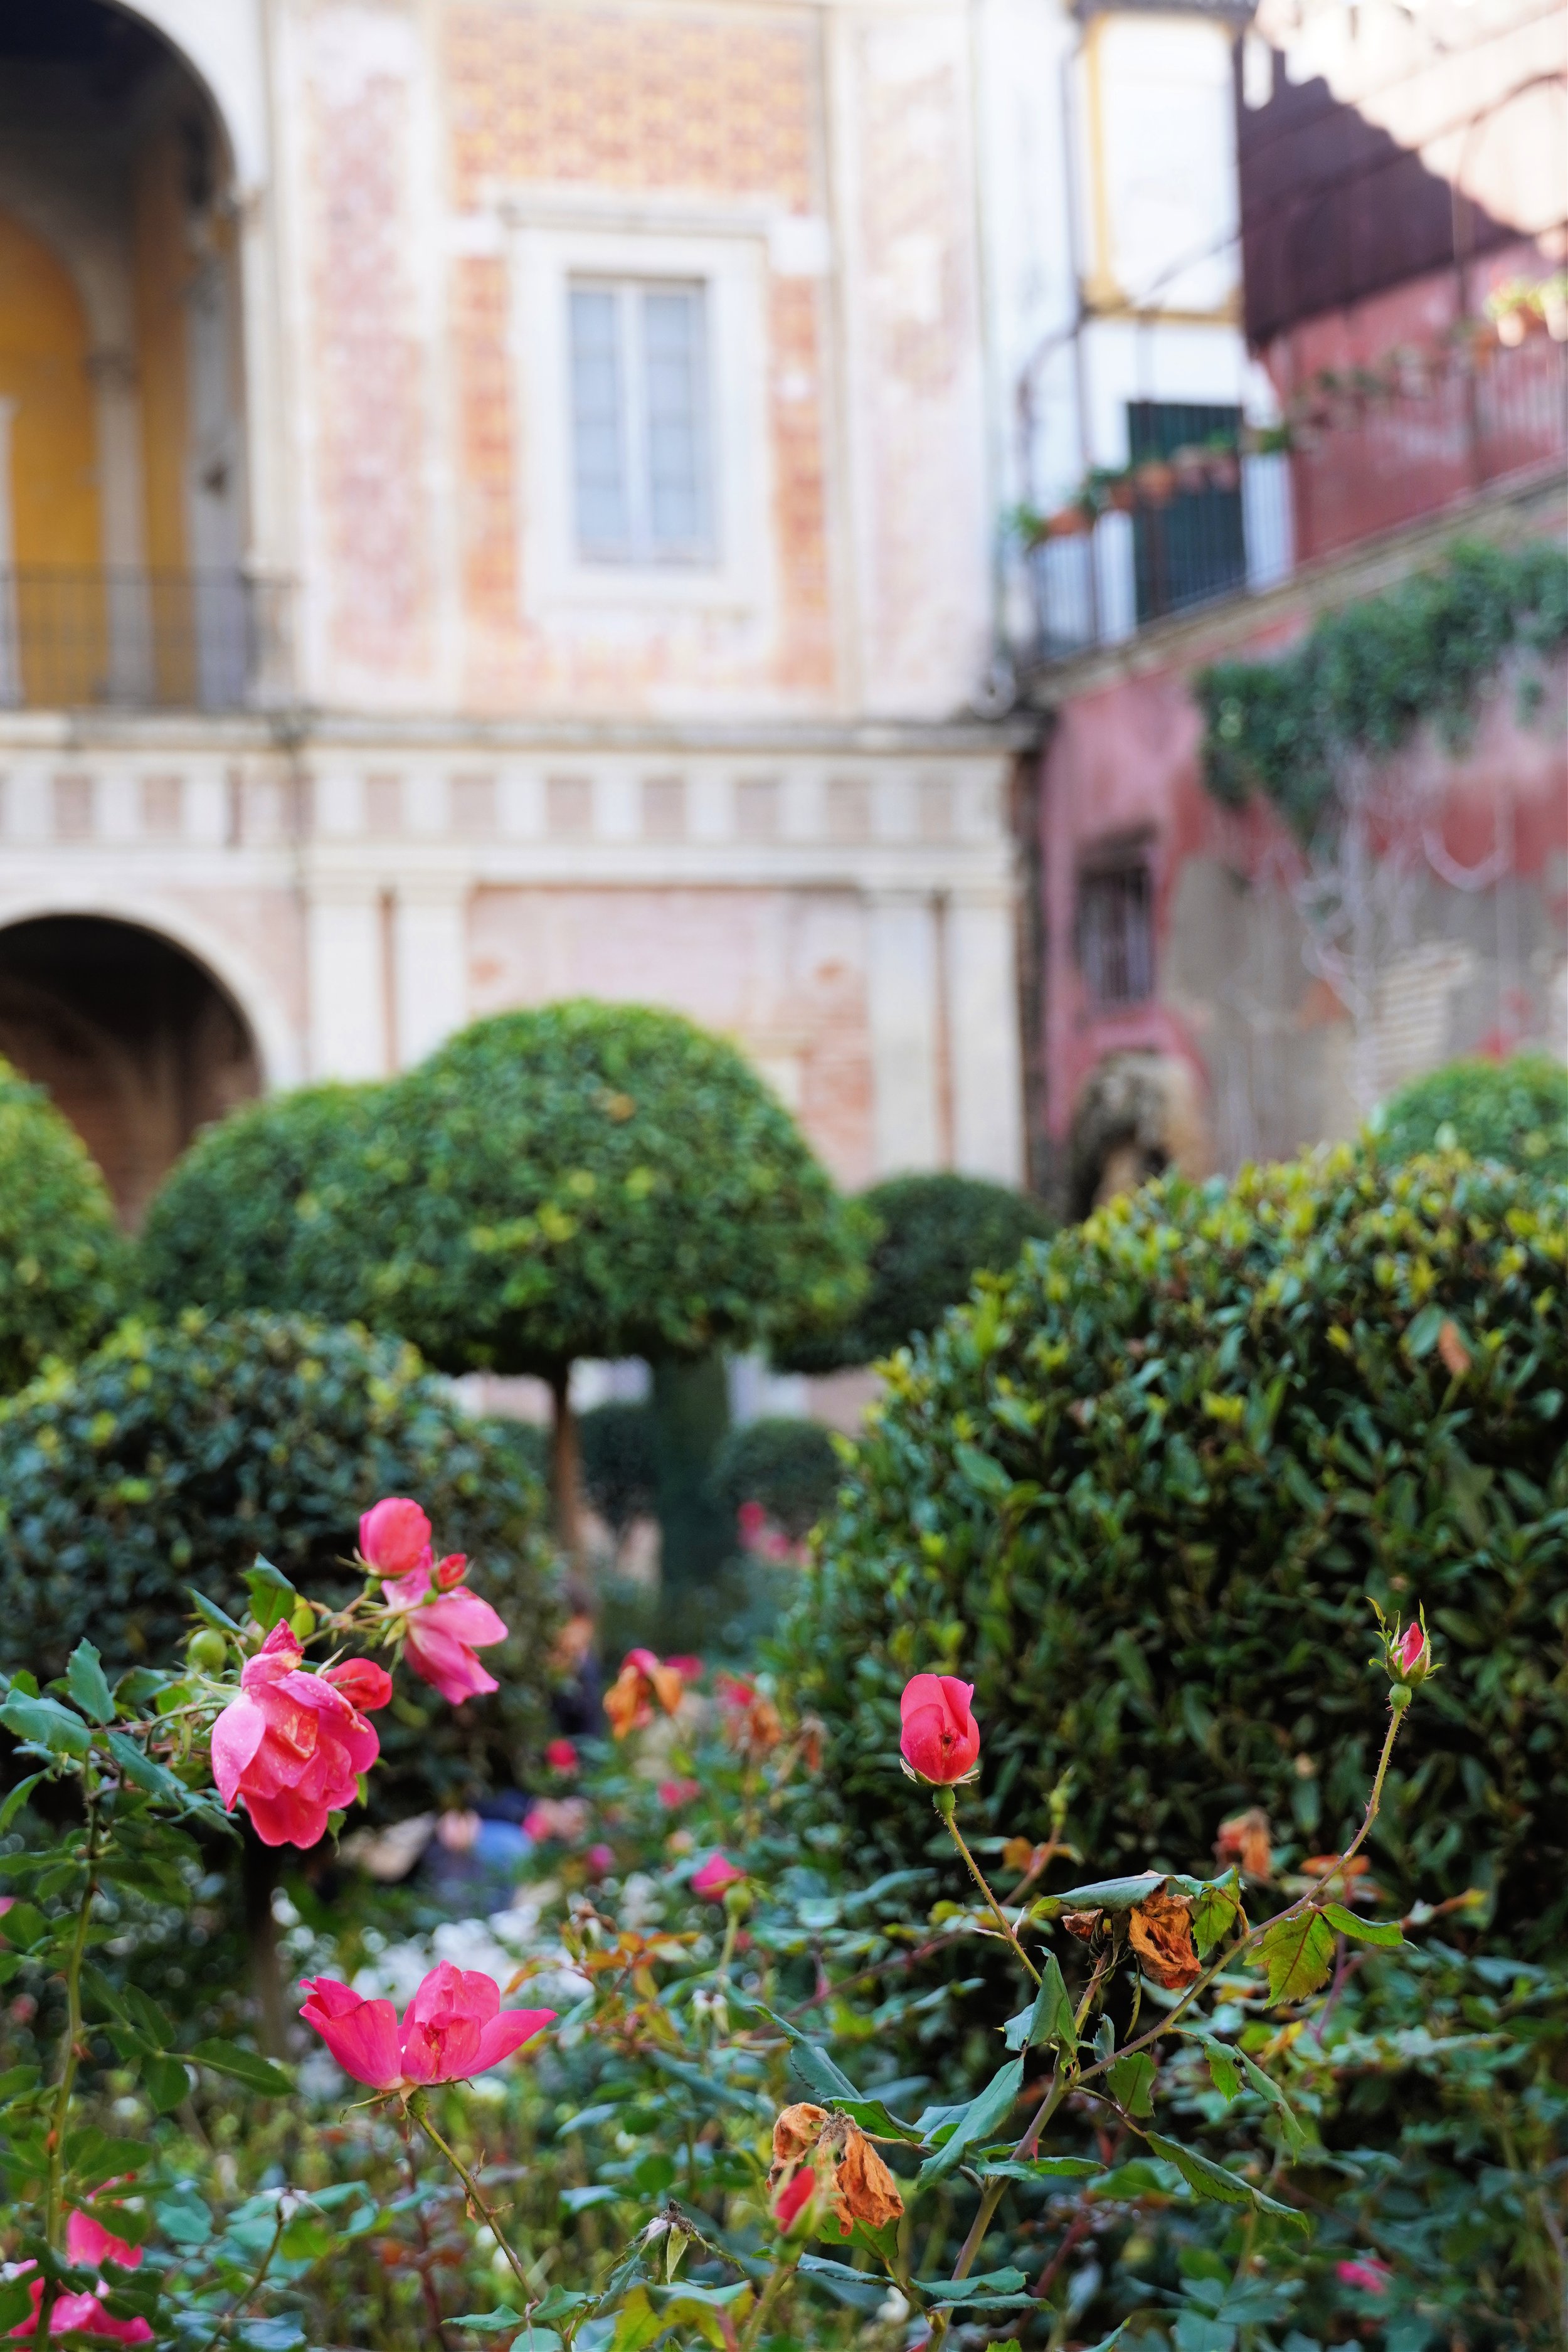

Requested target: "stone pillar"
[
  {"left": 867, "top": 890, "right": 941, "bottom": 1173},
  {"left": 305, "top": 884, "right": 386, "bottom": 1079},
  {"left": 947, "top": 884, "right": 1024, "bottom": 1181},
  {"left": 87, "top": 349, "right": 151, "bottom": 701},
  {"left": 393, "top": 882, "right": 469, "bottom": 1069}
]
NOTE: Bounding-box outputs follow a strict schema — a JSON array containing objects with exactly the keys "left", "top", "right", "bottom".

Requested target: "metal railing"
[
  {"left": 1025, "top": 334, "right": 1567, "bottom": 665},
  {"left": 0, "top": 569, "right": 290, "bottom": 711}
]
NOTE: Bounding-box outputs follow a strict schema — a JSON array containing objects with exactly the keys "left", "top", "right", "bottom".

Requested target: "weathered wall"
[{"left": 1036, "top": 491, "right": 1568, "bottom": 1189}]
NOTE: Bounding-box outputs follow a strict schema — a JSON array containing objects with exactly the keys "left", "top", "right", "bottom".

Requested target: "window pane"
[
  {"left": 642, "top": 288, "right": 707, "bottom": 554},
  {"left": 570, "top": 287, "right": 628, "bottom": 553}
]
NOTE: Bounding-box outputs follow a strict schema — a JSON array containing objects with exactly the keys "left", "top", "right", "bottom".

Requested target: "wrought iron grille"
[{"left": 0, "top": 569, "right": 289, "bottom": 711}]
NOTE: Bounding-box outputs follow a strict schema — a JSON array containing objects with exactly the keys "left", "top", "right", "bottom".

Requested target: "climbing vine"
[{"left": 1195, "top": 538, "right": 1568, "bottom": 842}]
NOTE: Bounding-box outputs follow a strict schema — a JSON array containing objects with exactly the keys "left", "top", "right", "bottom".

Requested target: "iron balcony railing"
[
  {"left": 1025, "top": 331, "right": 1567, "bottom": 665},
  {"left": 0, "top": 569, "right": 290, "bottom": 712}
]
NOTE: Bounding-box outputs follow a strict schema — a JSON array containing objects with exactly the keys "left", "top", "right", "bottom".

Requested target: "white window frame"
[
  {"left": 568, "top": 277, "right": 714, "bottom": 569},
  {"left": 509, "top": 212, "right": 775, "bottom": 622}
]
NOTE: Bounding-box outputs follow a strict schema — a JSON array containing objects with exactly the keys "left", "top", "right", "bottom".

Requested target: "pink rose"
[
  {"left": 664, "top": 1655, "right": 704, "bottom": 1683},
  {"left": 1337, "top": 2257, "right": 1392, "bottom": 2294},
  {"left": 545, "top": 1738, "right": 579, "bottom": 1774},
  {"left": 899, "top": 1674, "right": 981, "bottom": 1786},
  {"left": 658, "top": 1778, "right": 701, "bottom": 1809},
  {"left": 300, "top": 1961, "right": 554, "bottom": 2092},
  {"left": 384, "top": 1559, "right": 508, "bottom": 1707},
  {"left": 210, "top": 1625, "right": 381, "bottom": 1848},
  {"left": 8, "top": 2210, "right": 152, "bottom": 2343},
  {"left": 1394, "top": 1618, "right": 1431, "bottom": 1685},
  {"left": 692, "top": 1852, "right": 746, "bottom": 1899},
  {"left": 359, "top": 1496, "right": 433, "bottom": 1578},
  {"left": 586, "top": 1843, "right": 616, "bottom": 1876},
  {"left": 323, "top": 1658, "right": 394, "bottom": 1714}
]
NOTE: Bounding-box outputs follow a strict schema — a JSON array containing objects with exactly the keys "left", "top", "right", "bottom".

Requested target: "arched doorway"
[
  {"left": 0, "top": 914, "right": 261, "bottom": 1227},
  {"left": 0, "top": 0, "right": 250, "bottom": 707}
]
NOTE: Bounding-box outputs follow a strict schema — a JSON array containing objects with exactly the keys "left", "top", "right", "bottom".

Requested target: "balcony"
[
  {"left": 0, "top": 569, "right": 289, "bottom": 714},
  {"left": 1024, "top": 331, "right": 1567, "bottom": 665}
]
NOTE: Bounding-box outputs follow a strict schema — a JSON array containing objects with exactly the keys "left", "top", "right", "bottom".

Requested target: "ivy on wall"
[{"left": 1195, "top": 539, "right": 1568, "bottom": 842}]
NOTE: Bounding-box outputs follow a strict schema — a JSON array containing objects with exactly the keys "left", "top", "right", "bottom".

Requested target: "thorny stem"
[
  {"left": 410, "top": 2095, "right": 534, "bottom": 2303},
  {"left": 403, "top": 2134, "right": 456, "bottom": 2352},
  {"left": 35, "top": 1790, "right": 103, "bottom": 2352},
  {"left": 935, "top": 1792, "right": 1042, "bottom": 1988},
  {"left": 740, "top": 2245, "right": 802, "bottom": 2349},
  {"left": 193, "top": 2208, "right": 285, "bottom": 2352}
]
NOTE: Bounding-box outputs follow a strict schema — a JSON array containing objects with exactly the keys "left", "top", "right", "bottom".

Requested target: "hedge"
[
  {"left": 0, "top": 1057, "right": 127, "bottom": 1394},
  {"left": 0, "top": 1313, "right": 558, "bottom": 1810},
  {"left": 1378, "top": 1052, "right": 1568, "bottom": 1183},
  {"left": 708, "top": 1416, "right": 840, "bottom": 1542},
  {"left": 773, "top": 1146, "right": 1568, "bottom": 1943},
  {"left": 776, "top": 1170, "right": 1051, "bottom": 1370}
]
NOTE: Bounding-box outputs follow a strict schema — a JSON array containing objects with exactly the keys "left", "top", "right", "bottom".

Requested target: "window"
[
  {"left": 1127, "top": 400, "right": 1246, "bottom": 623},
  {"left": 569, "top": 281, "right": 713, "bottom": 566},
  {"left": 1079, "top": 859, "right": 1154, "bottom": 1007}
]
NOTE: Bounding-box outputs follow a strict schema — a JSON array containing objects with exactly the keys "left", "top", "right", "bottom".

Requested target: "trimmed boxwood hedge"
[
  {"left": 1377, "top": 1052, "right": 1568, "bottom": 1183},
  {"left": 774, "top": 1146, "right": 1568, "bottom": 1943},
  {"left": 0, "top": 1313, "right": 558, "bottom": 1809},
  {"left": 0, "top": 1057, "right": 127, "bottom": 1395}
]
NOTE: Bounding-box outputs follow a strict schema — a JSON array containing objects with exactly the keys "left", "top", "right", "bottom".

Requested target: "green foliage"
[
  {"left": 1196, "top": 538, "right": 1568, "bottom": 840},
  {"left": 1378, "top": 1052, "right": 1568, "bottom": 1182},
  {"left": 208, "top": 1004, "right": 867, "bottom": 1380},
  {"left": 0, "top": 1057, "right": 127, "bottom": 1395},
  {"left": 139, "top": 1081, "right": 385, "bottom": 1320},
  {"left": 0, "top": 1313, "right": 557, "bottom": 1806},
  {"left": 578, "top": 1400, "right": 659, "bottom": 1537},
  {"left": 650, "top": 1353, "right": 733, "bottom": 1587},
  {"left": 777, "top": 1170, "right": 1052, "bottom": 1370},
  {"left": 708, "top": 1416, "right": 840, "bottom": 1541},
  {"left": 772, "top": 1145, "right": 1568, "bottom": 1942}
]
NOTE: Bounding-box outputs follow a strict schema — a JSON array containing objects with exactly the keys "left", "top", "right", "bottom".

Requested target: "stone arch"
[
  {"left": 0, "top": 896, "right": 297, "bottom": 1226},
  {"left": 1067, "top": 1051, "right": 1213, "bottom": 1218}
]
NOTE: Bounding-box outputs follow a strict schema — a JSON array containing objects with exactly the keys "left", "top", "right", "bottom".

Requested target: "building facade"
[{"left": 0, "top": 0, "right": 1052, "bottom": 1226}]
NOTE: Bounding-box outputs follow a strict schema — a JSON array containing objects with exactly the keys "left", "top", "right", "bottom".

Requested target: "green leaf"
[
  {"left": 1036, "top": 1872, "right": 1164, "bottom": 1917},
  {"left": 1003, "top": 1952, "right": 1076, "bottom": 2055},
  {"left": 1323, "top": 1903, "right": 1404, "bottom": 1947},
  {"left": 796, "top": 2255, "right": 887, "bottom": 2312},
  {"left": 242, "top": 1558, "right": 297, "bottom": 1634},
  {"left": 0, "top": 1773, "right": 45, "bottom": 1833},
  {"left": 190, "top": 2039, "right": 294, "bottom": 2097},
  {"left": 1234, "top": 2050, "right": 1308, "bottom": 2155},
  {"left": 917, "top": 2266, "right": 1031, "bottom": 2306},
  {"left": 1257, "top": 1910, "right": 1337, "bottom": 2002},
  {"left": 1178, "top": 1868, "right": 1242, "bottom": 1956},
  {"left": 1197, "top": 2036, "right": 1241, "bottom": 2102},
  {"left": 980, "top": 2156, "right": 1102, "bottom": 2183},
  {"left": 918, "top": 2055, "right": 1024, "bottom": 2186},
  {"left": 743, "top": 2000, "right": 861, "bottom": 2100},
  {"left": 186, "top": 1589, "right": 243, "bottom": 1637},
  {"left": 1108, "top": 2050, "right": 1156, "bottom": 2117},
  {"left": 65, "top": 1643, "right": 115, "bottom": 1725},
  {"left": 142, "top": 2054, "right": 190, "bottom": 2115},
  {"left": 0, "top": 2280, "right": 34, "bottom": 2334},
  {"left": 955, "top": 1442, "right": 1013, "bottom": 1502},
  {"left": 103, "top": 1732, "right": 189, "bottom": 1808},
  {"left": 0, "top": 1692, "right": 90, "bottom": 1759},
  {"left": 1146, "top": 2133, "right": 1308, "bottom": 2232},
  {"left": 830, "top": 2098, "right": 925, "bottom": 2143},
  {"left": 448, "top": 2319, "right": 525, "bottom": 2338},
  {"left": 123, "top": 1986, "right": 174, "bottom": 2047}
]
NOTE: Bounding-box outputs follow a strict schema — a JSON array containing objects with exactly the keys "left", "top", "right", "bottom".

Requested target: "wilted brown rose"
[
  {"left": 1215, "top": 1807, "right": 1272, "bottom": 1878},
  {"left": 1128, "top": 1890, "right": 1201, "bottom": 1989},
  {"left": 770, "top": 2102, "right": 829, "bottom": 2182},
  {"left": 1061, "top": 1909, "right": 1101, "bottom": 1942},
  {"left": 835, "top": 2129, "right": 904, "bottom": 2231}
]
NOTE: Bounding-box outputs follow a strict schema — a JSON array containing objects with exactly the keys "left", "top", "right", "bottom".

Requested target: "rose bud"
[
  {"left": 898, "top": 1673, "right": 980, "bottom": 1786},
  {"left": 691, "top": 1852, "right": 746, "bottom": 1899}
]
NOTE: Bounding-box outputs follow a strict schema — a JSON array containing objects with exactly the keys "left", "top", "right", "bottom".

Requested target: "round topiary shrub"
[
  {"left": 139, "top": 1081, "right": 386, "bottom": 1320},
  {"left": 709, "top": 1417, "right": 840, "bottom": 1542},
  {"left": 0, "top": 1057, "right": 127, "bottom": 1395},
  {"left": 1377, "top": 1053, "right": 1568, "bottom": 1182},
  {"left": 775, "top": 1171, "right": 1051, "bottom": 1371},
  {"left": 0, "top": 1312, "right": 558, "bottom": 1809},
  {"left": 773, "top": 1147, "right": 1568, "bottom": 1944}
]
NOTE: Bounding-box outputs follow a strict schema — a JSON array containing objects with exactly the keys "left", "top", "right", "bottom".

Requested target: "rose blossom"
[
  {"left": 603, "top": 1648, "right": 685, "bottom": 1740},
  {"left": 359, "top": 1496, "right": 434, "bottom": 1578},
  {"left": 691, "top": 1852, "right": 746, "bottom": 1898},
  {"left": 1392, "top": 1616, "right": 1431, "bottom": 1685},
  {"left": 1337, "top": 2257, "right": 1392, "bottom": 2294},
  {"left": 8, "top": 2209, "right": 152, "bottom": 2343},
  {"left": 210, "top": 1624, "right": 386, "bottom": 1848},
  {"left": 384, "top": 1554, "right": 508, "bottom": 1706},
  {"left": 898, "top": 1674, "right": 981, "bottom": 1786},
  {"left": 545, "top": 1738, "right": 579, "bottom": 1774},
  {"left": 299, "top": 1961, "right": 554, "bottom": 2092}
]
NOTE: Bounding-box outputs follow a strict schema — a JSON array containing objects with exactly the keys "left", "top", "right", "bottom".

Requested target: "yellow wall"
[
  {"left": 0, "top": 208, "right": 100, "bottom": 568},
  {"left": 131, "top": 124, "right": 189, "bottom": 576}
]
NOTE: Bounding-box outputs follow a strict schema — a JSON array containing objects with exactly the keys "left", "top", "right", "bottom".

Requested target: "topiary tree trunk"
[
  {"left": 548, "top": 1364, "right": 583, "bottom": 1562},
  {"left": 651, "top": 1354, "right": 733, "bottom": 1589}
]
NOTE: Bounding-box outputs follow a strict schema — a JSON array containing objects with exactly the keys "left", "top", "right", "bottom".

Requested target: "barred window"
[{"left": 1079, "top": 860, "right": 1154, "bottom": 1006}]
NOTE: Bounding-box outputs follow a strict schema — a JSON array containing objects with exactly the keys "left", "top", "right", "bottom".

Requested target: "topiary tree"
[
  {"left": 771, "top": 1145, "right": 1568, "bottom": 1947},
  {"left": 1376, "top": 1052, "right": 1568, "bottom": 1182},
  {"left": 708, "top": 1415, "right": 840, "bottom": 1544},
  {"left": 775, "top": 1170, "right": 1051, "bottom": 1371},
  {"left": 272, "top": 1002, "right": 869, "bottom": 1552},
  {"left": 138, "top": 1081, "right": 387, "bottom": 1319},
  {"left": 0, "top": 1311, "right": 558, "bottom": 1813},
  {"left": 579, "top": 1399, "right": 660, "bottom": 1547},
  {"left": 0, "top": 1056, "right": 127, "bottom": 1395}
]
